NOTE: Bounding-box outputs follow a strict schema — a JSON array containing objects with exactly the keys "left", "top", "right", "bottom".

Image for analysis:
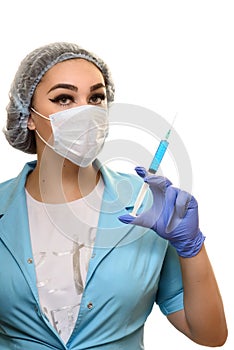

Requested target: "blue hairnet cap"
[{"left": 4, "top": 42, "right": 115, "bottom": 154}]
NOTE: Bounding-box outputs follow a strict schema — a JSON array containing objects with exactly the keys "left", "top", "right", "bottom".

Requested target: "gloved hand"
[{"left": 118, "top": 166, "right": 205, "bottom": 258}]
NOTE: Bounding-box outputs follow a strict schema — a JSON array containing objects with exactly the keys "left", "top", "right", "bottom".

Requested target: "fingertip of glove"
[
  {"left": 135, "top": 166, "right": 147, "bottom": 178},
  {"left": 118, "top": 214, "right": 135, "bottom": 224}
]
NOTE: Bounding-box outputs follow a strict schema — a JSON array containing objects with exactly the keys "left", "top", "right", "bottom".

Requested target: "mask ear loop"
[
  {"left": 31, "top": 107, "right": 54, "bottom": 149},
  {"left": 31, "top": 107, "right": 50, "bottom": 120},
  {"left": 35, "top": 130, "right": 54, "bottom": 150}
]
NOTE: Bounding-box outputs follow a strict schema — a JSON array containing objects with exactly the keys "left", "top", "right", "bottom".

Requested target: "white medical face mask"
[{"left": 31, "top": 105, "right": 109, "bottom": 167}]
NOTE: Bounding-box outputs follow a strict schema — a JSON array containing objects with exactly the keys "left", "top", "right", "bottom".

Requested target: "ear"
[{"left": 27, "top": 115, "right": 36, "bottom": 130}]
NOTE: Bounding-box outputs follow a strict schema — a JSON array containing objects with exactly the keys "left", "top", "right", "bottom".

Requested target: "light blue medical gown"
[{"left": 0, "top": 160, "right": 183, "bottom": 349}]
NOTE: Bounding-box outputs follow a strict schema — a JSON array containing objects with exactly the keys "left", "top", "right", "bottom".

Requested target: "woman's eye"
[
  {"left": 49, "top": 94, "right": 75, "bottom": 106},
  {"left": 89, "top": 93, "right": 106, "bottom": 105}
]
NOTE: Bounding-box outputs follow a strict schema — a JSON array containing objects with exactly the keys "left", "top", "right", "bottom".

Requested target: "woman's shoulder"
[
  {"left": 0, "top": 161, "right": 36, "bottom": 187},
  {"left": 98, "top": 161, "right": 144, "bottom": 189},
  {"left": 0, "top": 161, "right": 36, "bottom": 207}
]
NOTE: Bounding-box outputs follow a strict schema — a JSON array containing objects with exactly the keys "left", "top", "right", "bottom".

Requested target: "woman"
[{"left": 0, "top": 42, "right": 227, "bottom": 349}]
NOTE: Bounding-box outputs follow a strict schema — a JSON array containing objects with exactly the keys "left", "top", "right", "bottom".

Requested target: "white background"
[{"left": 0, "top": 1, "right": 233, "bottom": 348}]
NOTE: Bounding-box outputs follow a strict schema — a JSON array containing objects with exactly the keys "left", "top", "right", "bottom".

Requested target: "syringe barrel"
[{"left": 148, "top": 139, "right": 169, "bottom": 173}]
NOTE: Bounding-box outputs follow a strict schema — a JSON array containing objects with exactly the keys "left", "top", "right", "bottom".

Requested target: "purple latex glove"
[{"left": 119, "top": 167, "right": 205, "bottom": 258}]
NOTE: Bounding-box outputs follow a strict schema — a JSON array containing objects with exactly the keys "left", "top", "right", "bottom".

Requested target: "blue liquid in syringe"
[{"left": 148, "top": 140, "right": 169, "bottom": 173}]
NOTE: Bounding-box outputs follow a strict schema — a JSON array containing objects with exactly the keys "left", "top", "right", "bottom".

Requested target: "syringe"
[{"left": 131, "top": 122, "right": 174, "bottom": 217}]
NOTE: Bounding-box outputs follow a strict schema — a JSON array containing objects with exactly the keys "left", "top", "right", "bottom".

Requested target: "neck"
[{"left": 25, "top": 155, "right": 100, "bottom": 203}]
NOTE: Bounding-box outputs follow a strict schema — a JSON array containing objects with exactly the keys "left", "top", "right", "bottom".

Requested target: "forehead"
[{"left": 39, "top": 58, "right": 105, "bottom": 87}]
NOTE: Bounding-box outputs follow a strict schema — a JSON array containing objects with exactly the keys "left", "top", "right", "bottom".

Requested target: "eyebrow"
[
  {"left": 47, "top": 82, "right": 106, "bottom": 94},
  {"left": 47, "top": 83, "right": 78, "bottom": 94},
  {"left": 90, "top": 83, "right": 106, "bottom": 92}
]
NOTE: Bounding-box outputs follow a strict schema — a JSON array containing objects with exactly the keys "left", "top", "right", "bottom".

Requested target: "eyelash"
[
  {"left": 49, "top": 93, "right": 106, "bottom": 106},
  {"left": 90, "top": 93, "right": 106, "bottom": 104}
]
